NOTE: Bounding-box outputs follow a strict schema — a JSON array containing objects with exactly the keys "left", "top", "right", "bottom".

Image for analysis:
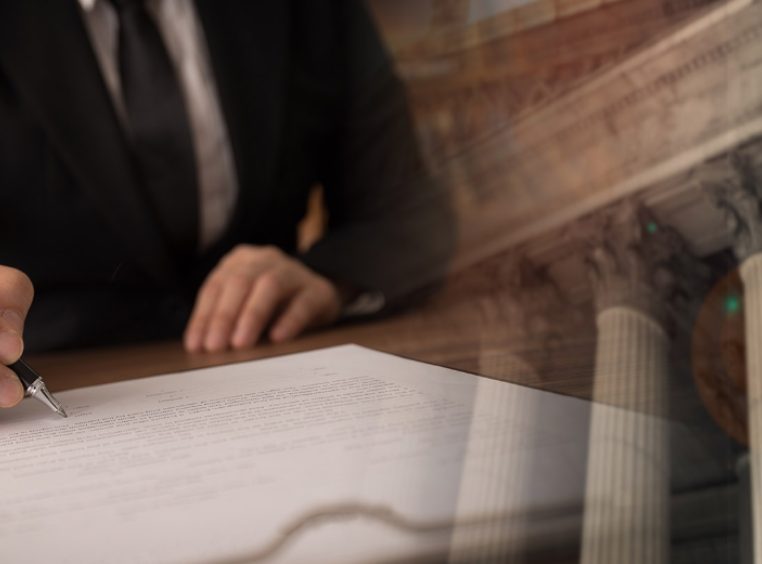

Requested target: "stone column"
[
  {"left": 579, "top": 203, "right": 673, "bottom": 564},
  {"left": 707, "top": 152, "right": 762, "bottom": 562}
]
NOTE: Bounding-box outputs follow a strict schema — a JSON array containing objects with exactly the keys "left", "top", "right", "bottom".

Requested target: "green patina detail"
[{"left": 724, "top": 294, "right": 742, "bottom": 315}]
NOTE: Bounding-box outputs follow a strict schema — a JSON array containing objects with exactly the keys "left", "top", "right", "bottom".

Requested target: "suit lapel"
[
  {"left": 0, "top": 1, "right": 176, "bottom": 284},
  {"left": 194, "top": 0, "right": 289, "bottom": 244}
]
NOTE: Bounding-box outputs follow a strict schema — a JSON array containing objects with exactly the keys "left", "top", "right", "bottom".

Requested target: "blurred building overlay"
[{"left": 366, "top": 0, "right": 762, "bottom": 562}]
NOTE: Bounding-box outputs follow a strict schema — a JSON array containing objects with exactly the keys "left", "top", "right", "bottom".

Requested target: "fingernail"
[
  {"left": 0, "top": 331, "right": 23, "bottom": 364},
  {"left": 205, "top": 332, "right": 226, "bottom": 352},
  {"left": 270, "top": 325, "right": 290, "bottom": 343},
  {"left": 0, "top": 370, "right": 24, "bottom": 408},
  {"left": 231, "top": 332, "right": 246, "bottom": 350},
  {"left": 231, "top": 327, "right": 253, "bottom": 350},
  {"left": 184, "top": 331, "right": 200, "bottom": 352}
]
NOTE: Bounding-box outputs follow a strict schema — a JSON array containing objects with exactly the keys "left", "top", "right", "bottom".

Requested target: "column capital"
[
  {"left": 703, "top": 151, "right": 762, "bottom": 262},
  {"left": 574, "top": 200, "right": 707, "bottom": 322}
]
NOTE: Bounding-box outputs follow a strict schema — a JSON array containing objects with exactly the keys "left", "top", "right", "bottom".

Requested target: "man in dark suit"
[{"left": 0, "top": 1, "right": 453, "bottom": 408}]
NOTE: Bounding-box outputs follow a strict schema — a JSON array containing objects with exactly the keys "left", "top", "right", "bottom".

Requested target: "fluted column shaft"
[
  {"left": 740, "top": 253, "right": 762, "bottom": 562},
  {"left": 448, "top": 376, "right": 539, "bottom": 563},
  {"left": 581, "top": 306, "right": 670, "bottom": 564},
  {"left": 578, "top": 202, "right": 676, "bottom": 564}
]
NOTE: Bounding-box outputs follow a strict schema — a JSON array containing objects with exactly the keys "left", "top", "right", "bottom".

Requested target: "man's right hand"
[{"left": 0, "top": 266, "right": 33, "bottom": 408}]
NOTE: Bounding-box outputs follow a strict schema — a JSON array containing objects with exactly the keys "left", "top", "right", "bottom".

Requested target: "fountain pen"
[{"left": 9, "top": 358, "right": 68, "bottom": 418}]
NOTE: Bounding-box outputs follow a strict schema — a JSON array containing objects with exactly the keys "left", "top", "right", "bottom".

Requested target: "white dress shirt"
[{"left": 78, "top": 0, "right": 239, "bottom": 251}]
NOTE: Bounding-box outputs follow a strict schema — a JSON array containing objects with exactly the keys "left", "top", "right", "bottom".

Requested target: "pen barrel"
[
  {"left": 6, "top": 358, "right": 66, "bottom": 417},
  {"left": 8, "top": 360, "right": 40, "bottom": 391}
]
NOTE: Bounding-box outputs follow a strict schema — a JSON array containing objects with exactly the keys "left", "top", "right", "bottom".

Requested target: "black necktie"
[{"left": 110, "top": 0, "right": 199, "bottom": 259}]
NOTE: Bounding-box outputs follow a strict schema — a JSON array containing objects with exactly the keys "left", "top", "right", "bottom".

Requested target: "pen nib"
[
  {"left": 43, "top": 389, "right": 68, "bottom": 418},
  {"left": 28, "top": 380, "right": 67, "bottom": 418}
]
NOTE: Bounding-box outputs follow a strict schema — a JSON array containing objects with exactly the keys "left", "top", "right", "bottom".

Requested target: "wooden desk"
[
  {"left": 27, "top": 319, "right": 404, "bottom": 394},
  {"left": 27, "top": 300, "right": 596, "bottom": 401},
  {"left": 25, "top": 310, "right": 472, "bottom": 391}
]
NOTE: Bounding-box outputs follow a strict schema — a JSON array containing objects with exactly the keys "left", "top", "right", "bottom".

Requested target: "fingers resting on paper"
[
  {"left": 184, "top": 245, "right": 341, "bottom": 353},
  {"left": 0, "top": 266, "right": 34, "bottom": 408}
]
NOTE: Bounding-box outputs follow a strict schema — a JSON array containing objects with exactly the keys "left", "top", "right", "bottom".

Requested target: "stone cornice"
[
  {"left": 501, "top": 0, "right": 762, "bottom": 160},
  {"left": 447, "top": 0, "right": 762, "bottom": 273},
  {"left": 509, "top": 0, "right": 756, "bottom": 131}
]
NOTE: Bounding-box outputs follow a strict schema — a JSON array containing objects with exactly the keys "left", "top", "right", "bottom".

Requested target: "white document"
[{"left": 0, "top": 345, "right": 590, "bottom": 564}]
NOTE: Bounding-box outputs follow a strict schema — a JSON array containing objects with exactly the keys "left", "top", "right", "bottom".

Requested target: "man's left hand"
[{"left": 184, "top": 245, "right": 341, "bottom": 352}]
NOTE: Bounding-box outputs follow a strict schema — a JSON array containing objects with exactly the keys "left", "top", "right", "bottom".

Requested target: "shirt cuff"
[{"left": 341, "top": 291, "right": 386, "bottom": 318}]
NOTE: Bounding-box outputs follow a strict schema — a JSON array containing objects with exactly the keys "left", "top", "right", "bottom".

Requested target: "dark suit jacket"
[{"left": 0, "top": 1, "right": 454, "bottom": 352}]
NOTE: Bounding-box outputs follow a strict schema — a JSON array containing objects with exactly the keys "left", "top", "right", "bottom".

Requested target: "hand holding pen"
[{"left": 0, "top": 266, "right": 67, "bottom": 417}]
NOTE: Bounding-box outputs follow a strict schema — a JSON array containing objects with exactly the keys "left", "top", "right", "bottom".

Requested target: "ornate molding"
[
  {"left": 526, "top": 3, "right": 762, "bottom": 151},
  {"left": 575, "top": 200, "right": 709, "bottom": 323},
  {"left": 703, "top": 151, "right": 762, "bottom": 262},
  {"left": 408, "top": 43, "right": 635, "bottom": 165},
  {"left": 580, "top": 202, "right": 666, "bottom": 320},
  {"left": 445, "top": 0, "right": 762, "bottom": 209}
]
